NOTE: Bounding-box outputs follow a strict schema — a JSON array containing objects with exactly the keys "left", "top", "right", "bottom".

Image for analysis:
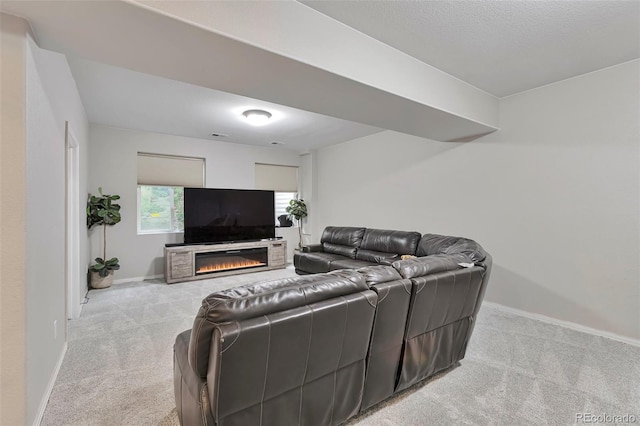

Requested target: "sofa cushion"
[
  {"left": 416, "top": 233, "right": 487, "bottom": 263},
  {"left": 355, "top": 249, "right": 400, "bottom": 266},
  {"left": 392, "top": 253, "right": 472, "bottom": 279},
  {"left": 323, "top": 242, "right": 359, "bottom": 258},
  {"left": 294, "top": 251, "right": 344, "bottom": 274},
  {"left": 359, "top": 229, "right": 422, "bottom": 255},
  {"left": 189, "top": 270, "right": 366, "bottom": 377},
  {"left": 321, "top": 226, "right": 366, "bottom": 258},
  {"left": 356, "top": 265, "right": 404, "bottom": 286},
  {"left": 329, "top": 258, "right": 377, "bottom": 271}
]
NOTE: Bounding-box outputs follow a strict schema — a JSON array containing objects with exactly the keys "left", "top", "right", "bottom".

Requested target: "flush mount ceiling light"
[{"left": 242, "top": 109, "right": 272, "bottom": 126}]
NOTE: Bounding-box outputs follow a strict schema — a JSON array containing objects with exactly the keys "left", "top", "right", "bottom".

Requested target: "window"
[
  {"left": 255, "top": 163, "right": 299, "bottom": 226},
  {"left": 138, "top": 186, "right": 184, "bottom": 233},
  {"left": 275, "top": 192, "right": 297, "bottom": 225},
  {"left": 137, "top": 153, "right": 204, "bottom": 234}
]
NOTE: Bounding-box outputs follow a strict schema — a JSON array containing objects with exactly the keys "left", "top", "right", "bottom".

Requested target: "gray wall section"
[
  {"left": 25, "top": 36, "right": 89, "bottom": 423},
  {"left": 315, "top": 60, "right": 640, "bottom": 341},
  {"left": 88, "top": 125, "right": 302, "bottom": 280}
]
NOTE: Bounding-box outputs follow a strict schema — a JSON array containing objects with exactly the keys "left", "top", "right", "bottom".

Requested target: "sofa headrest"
[
  {"left": 321, "top": 226, "right": 366, "bottom": 247},
  {"left": 416, "top": 233, "right": 487, "bottom": 263},
  {"left": 321, "top": 227, "right": 366, "bottom": 259},
  {"left": 197, "top": 269, "right": 366, "bottom": 324},
  {"left": 356, "top": 265, "right": 403, "bottom": 285},
  {"left": 360, "top": 228, "right": 421, "bottom": 255},
  {"left": 392, "top": 253, "right": 472, "bottom": 279}
]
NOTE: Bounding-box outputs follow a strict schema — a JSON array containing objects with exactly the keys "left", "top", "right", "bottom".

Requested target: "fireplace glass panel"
[{"left": 195, "top": 248, "right": 268, "bottom": 275}]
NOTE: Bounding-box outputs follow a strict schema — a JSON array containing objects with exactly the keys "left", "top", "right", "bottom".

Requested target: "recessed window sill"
[{"left": 138, "top": 230, "right": 184, "bottom": 236}]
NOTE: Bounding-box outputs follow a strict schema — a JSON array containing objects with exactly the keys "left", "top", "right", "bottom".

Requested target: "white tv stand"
[{"left": 164, "top": 239, "right": 286, "bottom": 284}]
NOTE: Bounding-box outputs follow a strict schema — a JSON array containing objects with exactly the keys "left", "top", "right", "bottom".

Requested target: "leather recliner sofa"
[
  {"left": 293, "top": 226, "right": 487, "bottom": 275},
  {"left": 294, "top": 227, "right": 422, "bottom": 274},
  {"left": 174, "top": 228, "right": 491, "bottom": 426}
]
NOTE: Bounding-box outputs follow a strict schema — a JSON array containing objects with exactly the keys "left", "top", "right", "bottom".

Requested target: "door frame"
[{"left": 65, "top": 122, "right": 81, "bottom": 320}]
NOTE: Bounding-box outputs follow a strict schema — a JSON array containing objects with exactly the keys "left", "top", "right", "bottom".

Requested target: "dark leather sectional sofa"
[
  {"left": 294, "top": 226, "right": 487, "bottom": 275},
  {"left": 174, "top": 227, "right": 492, "bottom": 426}
]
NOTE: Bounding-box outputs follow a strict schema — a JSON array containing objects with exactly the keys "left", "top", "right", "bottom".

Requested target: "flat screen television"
[{"left": 184, "top": 188, "right": 275, "bottom": 244}]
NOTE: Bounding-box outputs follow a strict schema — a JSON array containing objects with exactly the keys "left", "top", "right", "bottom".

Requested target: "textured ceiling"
[{"left": 301, "top": 0, "right": 640, "bottom": 97}]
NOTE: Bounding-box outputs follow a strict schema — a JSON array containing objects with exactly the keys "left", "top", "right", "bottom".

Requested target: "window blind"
[
  {"left": 137, "top": 153, "right": 204, "bottom": 187},
  {"left": 255, "top": 163, "right": 298, "bottom": 192}
]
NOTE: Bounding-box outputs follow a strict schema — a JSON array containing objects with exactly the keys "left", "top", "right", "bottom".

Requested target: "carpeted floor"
[{"left": 42, "top": 267, "right": 639, "bottom": 425}]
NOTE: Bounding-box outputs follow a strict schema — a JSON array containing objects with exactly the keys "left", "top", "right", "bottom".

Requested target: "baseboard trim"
[
  {"left": 113, "top": 274, "right": 164, "bottom": 285},
  {"left": 483, "top": 301, "right": 640, "bottom": 348},
  {"left": 33, "top": 341, "right": 67, "bottom": 426}
]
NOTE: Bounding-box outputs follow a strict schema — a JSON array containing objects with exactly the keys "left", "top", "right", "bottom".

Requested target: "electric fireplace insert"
[{"left": 194, "top": 247, "right": 268, "bottom": 276}]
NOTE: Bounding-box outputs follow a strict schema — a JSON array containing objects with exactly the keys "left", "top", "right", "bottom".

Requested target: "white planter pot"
[{"left": 90, "top": 270, "right": 114, "bottom": 289}]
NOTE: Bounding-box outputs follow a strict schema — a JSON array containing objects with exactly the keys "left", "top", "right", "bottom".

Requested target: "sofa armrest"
[
  {"left": 303, "top": 244, "right": 323, "bottom": 253},
  {"left": 174, "top": 330, "right": 215, "bottom": 426}
]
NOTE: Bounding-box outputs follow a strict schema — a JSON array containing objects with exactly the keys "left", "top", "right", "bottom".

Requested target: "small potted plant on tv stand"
[
  {"left": 286, "top": 198, "right": 308, "bottom": 250},
  {"left": 87, "top": 187, "right": 121, "bottom": 289}
]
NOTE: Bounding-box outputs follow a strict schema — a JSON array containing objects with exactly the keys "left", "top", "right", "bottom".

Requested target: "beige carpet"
[
  {"left": 41, "top": 267, "right": 640, "bottom": 425},
  {"left": 156, "top": 408, "right": 179, "bottom": 426}
]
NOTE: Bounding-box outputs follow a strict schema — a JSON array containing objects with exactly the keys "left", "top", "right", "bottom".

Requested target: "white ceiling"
[
  {"left": 67, "top": 57, "right": 382, "bottom": 151},
  {"left": 301, "top": 0, "right": 640, "bottom": 97},
  {"left": 3, "top": 0, "right": 638, "bottom": 149}
]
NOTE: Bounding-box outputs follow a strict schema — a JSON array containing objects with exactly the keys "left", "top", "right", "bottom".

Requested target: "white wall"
[
  {"left": 27, "top": 40, "right": 91, "bottom": 319},
  {"left": 315, "top": 60, "right": 640, "bottom": 341},
  {"left": 27, "top": 39, "right": 88, "bottom": 423},
  {"left": 88, "top": 125, "right": 302, "bottom": 280},
  {"left": 25, "top": 38, "right": 66, "bottom": 426},
  {"left": 0, "top": 13, "right": 29, "bottom": 426},
  {"left": 25, "top": 35, "right": 89, "bottom": 424},
  {"left": 0, "top": 15, "right": 88, "bottom": 424}
]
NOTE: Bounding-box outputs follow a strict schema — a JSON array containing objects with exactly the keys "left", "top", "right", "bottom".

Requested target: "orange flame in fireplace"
[{"left": 196, "top": 259, "right": 265, "bottom": 274}]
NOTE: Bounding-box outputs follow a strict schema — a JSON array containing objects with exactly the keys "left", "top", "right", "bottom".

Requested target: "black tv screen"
[{"left": 184, "top": 188, "right": 275, "bottom": 244}]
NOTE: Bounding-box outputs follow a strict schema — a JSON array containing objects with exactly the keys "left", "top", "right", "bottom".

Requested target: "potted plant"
[
  {"left": 87, "top": 187, "right": 121, "bottom": 289},
  {"left": 286, "top": 198, "right": 308, "bottom": 249}
]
